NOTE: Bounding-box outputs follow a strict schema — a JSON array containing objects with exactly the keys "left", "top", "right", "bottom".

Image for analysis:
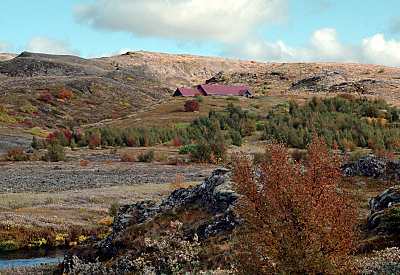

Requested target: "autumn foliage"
[
  {"left": 58, "top": 88, "right": 73, "bottom": 100},
  {"left": 184, "top": 100, "right": 200, "bottom": 112},
  {"left": 232, "top": 137, "right": 357, "bottom": 274}
]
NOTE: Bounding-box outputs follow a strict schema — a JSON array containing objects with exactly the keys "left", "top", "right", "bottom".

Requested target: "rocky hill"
[
  {"left": 0, "top": 52, "right": 170, "bottom": 128},
  {"left": 1, "top": 50, "right": 400, "bottom": 130}
]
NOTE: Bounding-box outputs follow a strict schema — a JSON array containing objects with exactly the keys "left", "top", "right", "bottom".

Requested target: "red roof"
[
  {"left": 175, "top": 87, "right": 202, "bottom": 97},
  {"left": 197, "top": 84, "right": 250, "bottom": 96}
]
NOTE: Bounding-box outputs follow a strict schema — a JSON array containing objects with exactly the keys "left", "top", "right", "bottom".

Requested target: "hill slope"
[{"left": 1, "top": 51, "right": 400, "bottom": 131}]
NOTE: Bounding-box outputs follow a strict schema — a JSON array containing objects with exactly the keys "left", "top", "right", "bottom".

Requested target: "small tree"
[
  {"left": 232, "top": 137, "right": 357, "bottom": 274},
  {"left": 184, "top": 100, "right": 200, "bottom": 112},
  {"left": 43, "top": 143, "right": 66, "bottom": 162}
]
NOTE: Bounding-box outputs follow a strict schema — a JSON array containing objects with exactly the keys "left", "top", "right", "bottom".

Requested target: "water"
[{"left": 0, "top": 249, "right": 65, "bottom": 269}]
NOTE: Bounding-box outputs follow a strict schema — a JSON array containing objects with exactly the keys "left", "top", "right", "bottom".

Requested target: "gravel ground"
[
  {"left": 0, "top": 133, "right": 31, "bottom": 154},
  {"left": 0, "top": 162, "right": 215, "bottom": 193}
]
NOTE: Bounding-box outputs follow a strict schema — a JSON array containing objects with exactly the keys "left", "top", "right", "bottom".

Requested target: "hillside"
[{"left": 1, "top": 51, "right": 400, "bottom": 132}]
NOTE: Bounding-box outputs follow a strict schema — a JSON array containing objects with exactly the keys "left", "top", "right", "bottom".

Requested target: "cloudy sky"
[{"left": 1, "top": 0, "right": 400, "bottom": 66}]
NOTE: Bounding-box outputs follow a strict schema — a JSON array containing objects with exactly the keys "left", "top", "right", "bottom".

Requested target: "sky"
[{"left": 1, "top": 0, "right": 400, "bottom": 66}]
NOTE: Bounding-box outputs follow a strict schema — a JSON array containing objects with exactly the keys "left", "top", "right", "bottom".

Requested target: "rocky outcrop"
[
  {"left": 342, "top": 156, "right": 400, "bottom": 181},
  {"left": 367, "top": 186, "right": 400, "bottom": 233},
  {"left": 62, "top": 168, "right": 239, "bottom": 274}
]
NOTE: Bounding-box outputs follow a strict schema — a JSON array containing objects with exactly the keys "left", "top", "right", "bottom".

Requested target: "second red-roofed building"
[{"left": 173, "top": 84, "right": 252, "bottom": 98}]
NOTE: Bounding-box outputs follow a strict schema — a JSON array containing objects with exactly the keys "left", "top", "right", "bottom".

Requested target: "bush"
[
  {"left": 232, "top": 137, "right": 357, "bottom": 274},
  {"left": 38, "top": 92, "right": 54, "bottom": 103},
  {"left": 137, "top": 150, "right": 155, "bottom": 163},
  {"left": 58, "top": 88, "right": 73, "bottom": 100},
  {"left": 109, "top": 202, "right": 120, "bottom": 218},
  {"left": 195, "top": 95, "right": 204, "bottom": 103},
  {"left": 178, "top": 144, "right": 196, "bottom": 155},
  {"left": 88, "top": 131, "right": 101, "bottom": 149},
  {"left": 43, "top": 143, "right": 65, "bottom": 162},
  {"left": 6, "top": 147, "right": 29, "bottom": 161},
  {"left": 262, "top": 96, "right": 400, "bottom": 151},
  {"left": 120, "top": 152, "right": 135, "bottom": 162},
  {"left": 184, "top": 100, "right": 200, "bottom": 112},
  {"left": 230, "top": 129, "right": 242, "bottom": 146}
]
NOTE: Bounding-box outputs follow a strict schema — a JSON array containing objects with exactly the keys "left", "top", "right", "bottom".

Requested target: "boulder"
[
  {"left": 367, "top": 186, "right": 400, "bottom": 233},
  {"left": 342, "top": 156, "right": 400, "bottom": 181}
]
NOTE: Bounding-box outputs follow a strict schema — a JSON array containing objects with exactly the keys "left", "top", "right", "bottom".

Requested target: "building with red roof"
[
  {"left": 173, "top": 84, "right": 252, "bottom": 97},
  {"left": 173, "top": 87, "right": 204, "bottom": 97},
  {"left": 197, "top": 84, "right": 252, "bottom": 97}
]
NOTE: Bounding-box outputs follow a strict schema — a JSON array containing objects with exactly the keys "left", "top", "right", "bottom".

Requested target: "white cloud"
[
  {"left": 26, "top": 37, "right": 78, "bottom": 55},
  {"left": 228, "top": 29, "right": 400, "bottom": 67},
  {"left": 74, "top": 0, "right": 287, "bottom": 44},
  {"left": 362, "top": 34, "right": 400, "bottom": 67},
  {"left": 73, "top": 0, "right": 400, "bottom": 66}
]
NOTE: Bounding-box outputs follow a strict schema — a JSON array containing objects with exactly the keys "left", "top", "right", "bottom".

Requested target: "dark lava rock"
[
  {"left": 342, "top": 156, "right": 400, "bottom": 181},
  {"left": 62, "top": 168, "right": 239, "bottom": 274},
  {"left": 367, "top": 186, "right": 400, "bottom": 233}
]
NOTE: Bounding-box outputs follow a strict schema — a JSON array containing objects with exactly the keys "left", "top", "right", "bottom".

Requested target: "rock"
[
  {"left": 342, "top": 156, "right": 400, "bottom": 181},
  {"left": 367, "top": 186, "right": 400, "bottom": 233},
  {"left": 62, "top": 168, "right": 239, "bottom": 274},
  {"left": 369, "top": 186, "right": 400, "bottom": 213}
]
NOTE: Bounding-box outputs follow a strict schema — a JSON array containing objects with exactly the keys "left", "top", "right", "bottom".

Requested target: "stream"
[{"left": 0, "top": 248, "right": 65, "bottom": 269}]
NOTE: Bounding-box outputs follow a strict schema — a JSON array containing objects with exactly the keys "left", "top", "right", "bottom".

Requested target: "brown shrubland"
[{"left": 232, "top": 137, "right": 358, "bottom": 274}]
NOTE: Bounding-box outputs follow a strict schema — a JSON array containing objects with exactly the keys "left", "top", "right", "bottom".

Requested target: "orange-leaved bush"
[{"left": 232, "top": 137, "right": 357, "bottom": 274}]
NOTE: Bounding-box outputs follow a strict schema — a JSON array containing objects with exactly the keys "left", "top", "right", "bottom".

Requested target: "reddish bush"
[
  {"left": 184, "top": 100, "right": 200, "bottom": 112},
  {"left": 120, "top": 153, "right": 135, "bottom": 162},
  {"left": 38, "top": 92, "right": 54, "bottom": 103},
  {"left": 172, "top": 136, "right": 183, "bottom": 147},
  {"left": 88, "top": 131, "right": 101, "bottom": 149},
  {"left": 58, "top": 88, "right": 73, "bottom": 100},
  {"left": 6, "top": 147, "right": 29, "bottom": 161},
  {"left": 62, "top": 129, "right": 73, "bottom": 143},
  {"left": 232, "top": 137, "right": 357, "bottom": 274}
]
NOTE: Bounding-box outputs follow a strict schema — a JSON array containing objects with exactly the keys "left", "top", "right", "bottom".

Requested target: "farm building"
[
  {"left": 173, "top": 84, "right": 252, "bottom": 97},
  {"left": 173, "top": 87, "right": 203, "bottom": 97},
  {"left": 197, "top": 84, "right": 252, "bottom": 97}
]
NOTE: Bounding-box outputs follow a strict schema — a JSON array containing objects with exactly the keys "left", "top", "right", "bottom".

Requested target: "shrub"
[
  {"left": 137, "top": 150, "right": 155, "bottom": 163},
  {"left": 262, "top": 96, "right": 400, "bottom": 151},
  {"left": 232, "top": 137, "right": 357, "bottom": 274},
  {"left": 43, "top": 143, "right": 65, "bottom": 162},
  {"left": 38, "top": 92, "right": 54, "bottom": 103},
  {"left": 172, "top": 136, "right": 183, "bottom": 147},
  {"left": 120, "top": 152, "right": 135, "bottom": 162},
  {"left": 184, "top": 100, "right": 200, "bottom": 112},
  {"left": 31, "top": 136, "right": 45, "bottom": 150},
  {"left": 6, "top": 147, "right": 29, "bottom": 161},
  {"left": 195, "top": 95, "right": 204, "bottom": 103},
  {"left": 88, "top": 131, "right": 101, "bottom": 149},
  {"left": 230, "top": 129, "right": 242, "bottom": 146},
  {"left": 58, "top": 88, "right": 73, "bottom": 100},
  {"left": 179, "top": 144, "right": 198, "bottom": 155},
  {"left": 109, "top": 202, "right": 120, "bottom": 218}
]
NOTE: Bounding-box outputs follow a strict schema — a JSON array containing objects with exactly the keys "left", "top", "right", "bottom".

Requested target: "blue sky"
[{"left": 1, "top": 0, "right": 400, "bottom": 66}]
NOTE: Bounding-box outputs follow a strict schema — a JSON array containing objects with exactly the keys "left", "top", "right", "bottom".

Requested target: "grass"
[
  {"left": 100, "top": 96, "right": 288, "bottom": 129},
  {"left": 25, "top": 127, "right": 50, "bottom": 138}
]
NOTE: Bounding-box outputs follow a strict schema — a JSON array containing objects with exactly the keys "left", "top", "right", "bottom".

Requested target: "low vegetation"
[
  {"left": 184, "top": 99, "right": 200, "bottom": 112},
  {"left": 34, "top": 103, "right": 256, "bottom": 164},
  {"left": 262, "top": 96, "right": 400, "bottom": 151}
]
